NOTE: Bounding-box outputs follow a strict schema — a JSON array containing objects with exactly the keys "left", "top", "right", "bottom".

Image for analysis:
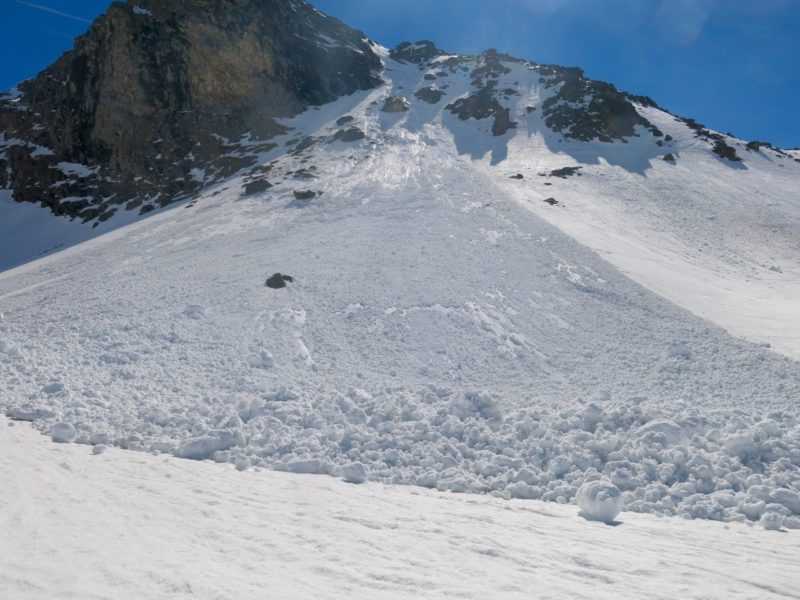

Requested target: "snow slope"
[
  {"left": 2, "top": 417, "right": 799, "bottom": 600},
  {"left": 3, "top": 54, "right": 800, "bottom": 526}
]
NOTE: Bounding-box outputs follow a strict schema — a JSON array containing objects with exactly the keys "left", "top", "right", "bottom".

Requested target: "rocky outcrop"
[
  {"left": 539, "top": 65, "right": 663, "bottom": 142},
  {"left": 0, "top": 0, "right": 381, "bottom": 222}
]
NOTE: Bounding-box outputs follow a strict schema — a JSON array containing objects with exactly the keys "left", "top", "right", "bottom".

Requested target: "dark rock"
[
  {"left": 414, "top": 86, "right": 445, "bottom": 104},
  {"left": 548, "top": 166, "right": 582, "bottom": 178},
  {"left": 712, "top": 140, "right": 741, "bottom": 162},
  {"left": 390, "top": 41, "right": 442, "bottom": 64},
  {"left": 266, "top": 273, "right": 293, "bottom": 289},
  {"left": 544, "top": 197, "right": 559, "bottom": 206},
  {"left": 525, "top": 106, "right": 536, "bottom": 113},
  {"left": 510, "top": 174, "right": 524, "bottom": 180},
  {"left": 446, "top": 85, "right": 517, "bottom": 137},
  {"left": 332, "top": 127, "right": 366, "bottom": 143},
  {"left": 663, "top": 153, "right": 676, "bottom": 162},
  {"left": 293, "top": 190, "right": 317, "bottom": 200},
  {"left": 540, "top": 65, "right": 661, "bottom": 142},
  {"left": 746, "top": 140, "right": 778, "bottom": 153},
  {"left": 423, "top": 73, "right": 437, "bottom": 81},
  {"left": 243, "top": 179, "right": 273, "bottom": 196},
  {"left": 381, "top": 96, "right": 410, "bottom": 113},
  {"left": 0, "top": 0, "right": 382, "bottom": 220},
  {"left": 665, "top": 134, "right": 673, "bottom": 142},
  {"left": 336, "top": 115, "right": 354, "bottom": 126}
]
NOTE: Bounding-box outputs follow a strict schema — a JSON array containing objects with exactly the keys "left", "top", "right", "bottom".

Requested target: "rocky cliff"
[{"left": 0, "top": 0, "right": 381, "bottom": 222}]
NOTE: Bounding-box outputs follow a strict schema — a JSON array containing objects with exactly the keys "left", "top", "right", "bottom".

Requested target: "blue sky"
[{"left": 1, "top": 0, "right": 798, "bottom": 147}]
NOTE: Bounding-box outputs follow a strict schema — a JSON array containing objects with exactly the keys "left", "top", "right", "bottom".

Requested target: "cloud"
[{"left": 11, "top": 0, "right": 91, "bottom": 23}]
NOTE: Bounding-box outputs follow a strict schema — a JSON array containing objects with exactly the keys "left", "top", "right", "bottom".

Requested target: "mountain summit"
[{"left": 0, "top": 0, "right": 381, "bottom": 221}]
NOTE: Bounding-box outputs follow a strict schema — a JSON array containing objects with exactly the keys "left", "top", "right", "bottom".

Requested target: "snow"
[
  {"left": 2, "top": 417, "right": 799, "bottom": 599},
  {"left": 1, "top": 46, "right": 800, "bottom": 598},
  {"left": 1, "top": 55, "right": 800, "bottom": 527}
]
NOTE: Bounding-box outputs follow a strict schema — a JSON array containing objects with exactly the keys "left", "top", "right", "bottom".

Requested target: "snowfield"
[
  {"left": 0, "top": 52, "right": 800, "bottom": 528},
  {"left": 3, "top": 417, "right": 800, "bottom": 600}
]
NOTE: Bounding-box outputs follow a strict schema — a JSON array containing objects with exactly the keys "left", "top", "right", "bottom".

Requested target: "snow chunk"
[
  {"left": 174, "top": 431, "right": 243, "bottom": 460},
  {"left": 577, "top": 480, "right": 623, "bottom": 523},
  {"left": 340, "top": 462, "right": 368, "bottom": 484},
  {"left": 760, "top": 504, "right": 789, "bottom": 531},
  {"left": 450, "top": 391, "right": 503, "bottom": 421},
  {"left": 51, "top": 423, "right": 77, "bottom": 444}
]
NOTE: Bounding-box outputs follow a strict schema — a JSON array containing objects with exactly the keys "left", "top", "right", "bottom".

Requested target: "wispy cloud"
[{"left": 11, "top": 0, "right": 91, "bottom": 23}]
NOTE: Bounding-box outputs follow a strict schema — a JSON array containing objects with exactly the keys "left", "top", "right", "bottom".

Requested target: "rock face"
[{"left": 0, "top": 0, "right": 381, "bottom": 222}]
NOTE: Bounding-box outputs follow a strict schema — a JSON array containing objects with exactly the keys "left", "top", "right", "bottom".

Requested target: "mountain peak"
[{"left": 0, "top": 0, "right": 381, "bottom": 222}]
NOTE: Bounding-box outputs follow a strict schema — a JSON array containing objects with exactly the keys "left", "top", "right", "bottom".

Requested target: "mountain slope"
[{"left": 2, "top": 49, "right": 800, "bottom": 525}]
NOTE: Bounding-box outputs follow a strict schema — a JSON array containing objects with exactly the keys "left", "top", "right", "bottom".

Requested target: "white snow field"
[
  {"left": 2, "top": 50, "right": 800, "bottom": 526},
  {"left": 3, "top": 417, "right": 800, "bottom": 600}
]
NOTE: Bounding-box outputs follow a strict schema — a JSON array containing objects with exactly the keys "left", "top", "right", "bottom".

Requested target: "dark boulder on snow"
[
  {"left": 243, "top": 179, "right": 273, "bottom": 196},
  {"left": 414, "top": 86, "right": 445, "bottom": 104},
  {"left": 712, "top": 140, "right": 741, "bottom": 162},
  {"left": 331, "top": 127, "right": 366, "bottom": 143},
  {"left": 266, "top": 273, "right": 294, "bottom": 289},
  {"left": 663, "top": 154, "right": 676, "bottom": 162},
  {"left": 293, "top": 190, "right": 317, "bottom": 200},
  {"left": 381, "top": 97, "right": 410, "bottom": 113}
]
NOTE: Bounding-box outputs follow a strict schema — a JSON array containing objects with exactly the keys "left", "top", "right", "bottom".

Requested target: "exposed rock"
[
  {"left": 381, "top": 96, "right": 410, "bottom": 113},
  {"left": 332, "top": 127, "right": 366, "bottom": 143},
  {"left": 663, "top": 153, "right": 676, "bottom": 162},
  {"left": 510, "top": 174, "right": 524, "bottom": 180},
  {"left": 335, "top": 115, "right": 354, "bottom": 126},
  {"left": 414, "top": 86, "right": 445, "bottom": 104},
  {"left": 548, "top": 166, "right": 583, "bottom": 178},
  {"left": 0, "top": 0, "right": 382, "bottom": 221},
  {"left": 544, "top": 197, "right": 559, "bottom": 206},
  {"left": 390, "top": 41, "right": 443, "bottom": 64},
  {"left": 446, "top": 85, "right": 516, "bottom": 137},
  {"left": 266, "top": 273, "right": 294, "bottom": 289},
  {"left": 713, "top": 140, "right": 741, "bottom": 162},
  {"left": 293, "top": 190, "right": 317, "bottom": 200},
  {"left": 540, "top": 65, "right": 662, "bottom": 142},
  {"left": 243, "top": 179, "right": 273, "bottom": 196}
]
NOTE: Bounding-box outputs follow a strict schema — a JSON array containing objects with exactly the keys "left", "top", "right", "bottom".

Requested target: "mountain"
[
  {"left": 0, "top": 0, "right": 381, "bottom": 222},
  {"left": 1, "top": 0, "right": 800, "bottom": 530}
]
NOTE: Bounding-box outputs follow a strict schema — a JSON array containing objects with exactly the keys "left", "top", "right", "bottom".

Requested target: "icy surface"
[
  {"left": 1, "top": 53, "right": 800, "bottom": 526},
  {"left": 1, "top": 418, "right": 798, "bottom": 599}
]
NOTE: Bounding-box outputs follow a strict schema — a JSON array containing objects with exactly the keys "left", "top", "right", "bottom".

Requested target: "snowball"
[
  {"left": 51, "top": 422, "right": 77, "bottom": 444},
  {"left": 577, "top": 480, "right": 622, "bottom": 523},
  {"left": 340, "top": 462, "right": 367, "bottom": 484},
  {"left": 91, "top": 444, "right": 108, "bottom": 455}
]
